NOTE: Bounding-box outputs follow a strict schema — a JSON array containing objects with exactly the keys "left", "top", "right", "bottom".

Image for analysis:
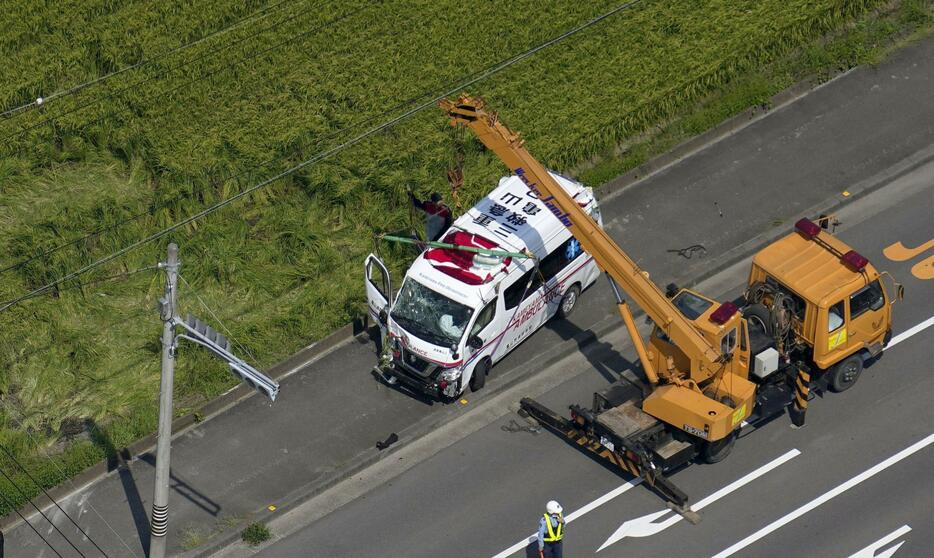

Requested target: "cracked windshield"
[{"left": 391, "top": 279, "right": 474, "bottom": 347}]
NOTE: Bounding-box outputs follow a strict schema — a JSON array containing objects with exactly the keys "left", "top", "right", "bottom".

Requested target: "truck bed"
[{"left": 595, "top": 399, "right": 659, "bottom": 440}]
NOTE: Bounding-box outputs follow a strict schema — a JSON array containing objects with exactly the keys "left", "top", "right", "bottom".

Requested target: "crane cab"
[{"left": 643, "top": 289, "right": 757, "bottom": 442}]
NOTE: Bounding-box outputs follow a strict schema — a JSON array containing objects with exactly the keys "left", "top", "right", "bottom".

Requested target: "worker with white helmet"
[{"left": 537, "top": 500, "right": 565, "bottom": 558}]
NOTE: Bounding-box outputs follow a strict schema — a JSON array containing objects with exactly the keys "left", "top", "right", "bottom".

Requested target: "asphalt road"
[
  {"left": 6, "top": 32, "right": 934, "bottom": 558},
  {"left": 257, "top": 157, "right": 934, "bottom": 557}
]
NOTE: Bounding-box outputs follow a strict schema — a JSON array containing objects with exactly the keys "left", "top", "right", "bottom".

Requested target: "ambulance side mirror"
[
  {"left": 468, "top": 335, "right": 484, "bottom": 350},
  {"left": 378, "top": 307, "right": 388, "bottom": 325}
]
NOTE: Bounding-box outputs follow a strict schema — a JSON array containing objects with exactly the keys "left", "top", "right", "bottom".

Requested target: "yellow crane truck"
[{"left": 441, "top": 95, "right": 902, "bottom": 511}]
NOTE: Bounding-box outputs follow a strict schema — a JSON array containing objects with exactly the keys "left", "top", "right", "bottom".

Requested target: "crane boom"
[{"left": 441, "top": 96, "right": 723, "bottom": 379}]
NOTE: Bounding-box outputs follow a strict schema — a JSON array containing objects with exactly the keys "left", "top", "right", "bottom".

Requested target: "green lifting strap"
[{"left": 378, "top": 234, "right": 534, "bottom": 260}]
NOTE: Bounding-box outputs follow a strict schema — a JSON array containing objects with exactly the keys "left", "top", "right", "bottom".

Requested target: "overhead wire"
[
  {"left": 0, "top": 444, "right": 109, "bottom": 557},
  {"left": 0, "top": 462, "right": 84, "bottom": 557},
  {"left": 0, "top": 488, "right": 64, "bottom": 558},
  {"left": 2, "top": 0, "right": 615, "bottom": 277},
  {"left": 0, "top": 52, "right": 506, "bottom": 278},
  {"left": 0, "top": 0, "right": 645, "bottom": 315},
  {"left": 1, "top": 0, "right": 365, "bottom": 146},
  {"left": 0, "top": 406, "right": 141, "bottom": 557},
  {"left": 178, "top": 274, "right": 258, "bottom": 365},
  {"left": 1, "top": 265, "right": 160, "bottom": 307},
  {"left": 0, "top": 0, "right": 295, "bottom": 119},
  {"left": 0, "top": 53, "right": 503, "bottom": 278},
  {"left": 0, "top": 0, "right": 382, "bottom": 276}
]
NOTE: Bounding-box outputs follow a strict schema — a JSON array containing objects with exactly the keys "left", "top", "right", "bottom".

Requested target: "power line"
[
  {"left": 0, "top": 0, "right": 295, "bottom": 119},
  {"left": 0, "top": 0, "right": 644, "bottom": 315},
  {"left": 0, "top": 444, "right": 109, "bottom": 557},
  {"left": 178, "top": 273, "right": 258, "bottom": 365},
  {"left": 1, "top": 405, "right": 141, "bottom": 557},
  {"left": 0, "top": 487, "right": 64, "bottom": 558},
  {"left": 0, "top": 65, "right": 477, "bottom": 278},
  {"left": 0, "top": 462, "right": 84, "bottom": 557},
  {"left": 1, "top": 0, "right": 362, "bottom": 146},
  {"left": 0, "top": 0, "right": 594, "bottom": 275},
  {"left": 1, "top": 265, "right": 159, "bottom": 307},
  {"left": 0, "top": 1, "right": 412, "bottom": 276},
  {"left": 2, "top": 0, "right": 329, "bottom": 140},
  {"left": 6, "top": 264, "right": 160, "bottom": 306},
  {"left": 0, "top": 4, "right": 518, "bottom": 279}
]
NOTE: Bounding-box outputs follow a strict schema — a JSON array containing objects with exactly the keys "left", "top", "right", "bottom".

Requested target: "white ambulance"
[{"left": 365, "top": 171, "right": 603, "bottom": 400}]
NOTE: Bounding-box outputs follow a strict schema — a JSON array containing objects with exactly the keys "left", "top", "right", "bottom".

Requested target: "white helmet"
[{"left": 546, "top": 500, "right": 563, "bottom": 515}]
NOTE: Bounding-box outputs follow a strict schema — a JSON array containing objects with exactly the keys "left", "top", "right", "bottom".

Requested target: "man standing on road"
[
  {"left": 408, "top": 189, "right": 452, "bottom": 242},
  {"left": 537, "top": 500, "right": 564, "bottom": 558}
]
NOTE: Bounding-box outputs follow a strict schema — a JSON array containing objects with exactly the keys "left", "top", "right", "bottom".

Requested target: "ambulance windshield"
[{"left": 391, "top": 279, "right": 474, "bottom": 347}]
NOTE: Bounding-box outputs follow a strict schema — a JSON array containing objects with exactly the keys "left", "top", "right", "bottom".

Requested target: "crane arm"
[{"left": 441, "top": 96, "right": 722, "bottom": 377}]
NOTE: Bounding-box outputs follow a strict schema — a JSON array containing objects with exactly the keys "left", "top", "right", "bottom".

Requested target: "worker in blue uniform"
[{"left": 537, "top": 500, "right": 564, "bottom": 558}]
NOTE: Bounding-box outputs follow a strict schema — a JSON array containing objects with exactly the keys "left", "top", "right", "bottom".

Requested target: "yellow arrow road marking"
[
  {"left": 883, "top": 238, "right": 934, "bottom": 280},
  {"left": 883, "top": 239, "right": 934, "bottom": 261},
  {"left": 909, "top": 253, "right": 934, "bottom": 280}
]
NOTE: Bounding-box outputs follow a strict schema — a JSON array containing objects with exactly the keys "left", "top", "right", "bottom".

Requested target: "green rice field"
[{"left": 1, "top": 0, "right": 929, "bottom": 513}]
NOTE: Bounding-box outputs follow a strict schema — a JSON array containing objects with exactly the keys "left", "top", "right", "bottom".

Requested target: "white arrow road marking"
[
  {"left": 885, "top": 315, "right": 934, "bottom": 350},
  {"left": 491, "top": 316, "right": 931, "bottom": 558},
  {"left": 490, "top": 479, "right": 642, "bottom": 558},
  {"left": 596, "top": 449, "right": 800, "bottom": 552},
  {"left": 714, "top": 433, "right": 934, "bottom": 558},
  {"left": 849, "top": 525, "right": 911, "bottom": 558}
]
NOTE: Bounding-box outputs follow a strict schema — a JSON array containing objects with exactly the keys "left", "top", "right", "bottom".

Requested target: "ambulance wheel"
[
  {"left": 702, "top": 431, "right": 736, "bottom": 464},
  {"left": 469, "top": 358, "right": 490, "bottom": 392},
  {"left": 829, "top": 354, "right": 863, "bottom": 393},
  {"left": 557, "top": 284, "right": 581, "bottom": 319}
]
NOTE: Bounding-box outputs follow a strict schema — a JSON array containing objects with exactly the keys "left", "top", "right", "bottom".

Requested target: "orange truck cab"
[{"left": 746, "top": 218, "right": 898, "bottom": 391}]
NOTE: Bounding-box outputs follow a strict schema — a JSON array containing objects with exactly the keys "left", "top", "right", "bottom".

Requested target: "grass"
[
  {"left": 0, "top": 0, "right": 931, "bottom": 516},
  {"left": 241, "top": 522, "right": 271, "bottom": 546},
  {"left": 180, "top": 524, "right": 210, "bottom": 551},
  {"left": 577, "top": 0, "right": 934, "bottom": 185},
  {"left": 179, "top": 513, "right": 245, "bottom": 551}
]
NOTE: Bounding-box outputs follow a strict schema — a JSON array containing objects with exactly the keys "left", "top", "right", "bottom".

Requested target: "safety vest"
[{"left": 543, "top": 513, "right": 564, "bottom": 543}]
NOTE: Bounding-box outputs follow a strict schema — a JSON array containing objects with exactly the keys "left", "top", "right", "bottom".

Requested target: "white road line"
[
  {"left": 491, "top": 315, "right": 932, "bottom": 558},
  {"left": 885, "top": 315, "right": 934, "bottom": 350},
  {"left": 490, "top": 479, "right": 642, "bottom": 558},
  {"left": 713, "top": 433, "right": 934, "bottom": 558},
  {"left": 597, "top": 449, "right": 799, "bottom": 551},
  {"left": 849, "top": 525, "right": 911, "bottom": 558},
  {"left": 564, "top": 480, "right": 641, "bottom": 522}
]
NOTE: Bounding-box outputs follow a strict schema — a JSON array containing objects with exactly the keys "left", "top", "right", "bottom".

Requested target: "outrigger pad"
[{"left": 667, "top": 501, "right": 701, "bottom": 525}]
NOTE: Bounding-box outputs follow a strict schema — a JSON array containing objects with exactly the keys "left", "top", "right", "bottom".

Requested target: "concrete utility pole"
[
  {"left": 147, "top": 243, "right": 279, "bottom": 557},
  {"left": 150, "top": 243, "right": 179, "bottom": 558}
]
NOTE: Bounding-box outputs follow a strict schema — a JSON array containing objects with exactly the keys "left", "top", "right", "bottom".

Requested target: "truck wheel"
[
  {"left": 829, "top": 354, "right": 863, "bottom": 392},
  {"left": 743, "top": 303, "right": 772, "bottom": 335},
  {"left": 557, "top": 284, "right": 581, "bottom": 319},
  {"left": 702, "top": 431, "right": 737, "bottom": 464},
  {"left": 469, "top": 359, "right": 489, "bottom": 392}
]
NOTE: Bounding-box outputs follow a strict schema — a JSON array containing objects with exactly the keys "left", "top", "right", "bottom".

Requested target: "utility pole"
[
  {"left": 147, "top": 243, "right": 278, "bottom": 558},
  {"left": 150, "top": 243, "right": 179, "bottom": 558}
]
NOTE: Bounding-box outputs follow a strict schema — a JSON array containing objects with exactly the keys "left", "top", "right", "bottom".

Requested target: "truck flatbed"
[{"left": 595, "top": 400, "right": 659, "bottom": 440}]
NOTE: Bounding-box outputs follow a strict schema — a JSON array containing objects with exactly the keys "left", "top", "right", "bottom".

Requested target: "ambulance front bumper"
[
  {"left": 377, "top": 362, "right": 446, "bottom": 399},
  {"left": 374, "top": 361, "right": 457, "bottom": 401}
]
